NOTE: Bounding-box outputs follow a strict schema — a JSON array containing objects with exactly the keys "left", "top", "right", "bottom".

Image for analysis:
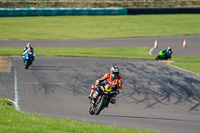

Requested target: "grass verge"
[
  {"left": 0, "top": 47, "right": 200, "bottom": 74},
  {"left": 171, "top": 56, "right": 200, "bottom": 74},
  {"left": 0, "top": 15, "right": 200, "bottom": 40},
  {"left": 0, "top": 97, "right": 157, "bottom": 133},
  {"left": 0, "top": 47, "right": 153, "bottom": 59},
  {"left": 1, "top": 14, "right": 200, "bottom": 133}
]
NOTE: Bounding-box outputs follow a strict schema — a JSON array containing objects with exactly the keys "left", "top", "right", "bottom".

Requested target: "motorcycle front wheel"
[
  {"left": 94, "top": 96, "right": 106, "bottom": 115},
  {"left": 89, "top": 106, "right": 94, "bottom": 115},
  {"left": 25, "top": 59, "right": 30, "bottom": 69}
]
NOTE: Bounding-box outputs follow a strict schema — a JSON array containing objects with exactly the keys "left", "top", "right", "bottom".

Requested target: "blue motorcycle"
[{"left": 23, "top": 51, "right": 33, "bottom": 69}]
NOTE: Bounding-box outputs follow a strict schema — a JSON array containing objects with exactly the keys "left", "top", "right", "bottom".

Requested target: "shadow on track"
[{"left": 120, "top": 63, "right": 200, "bottom": 111}]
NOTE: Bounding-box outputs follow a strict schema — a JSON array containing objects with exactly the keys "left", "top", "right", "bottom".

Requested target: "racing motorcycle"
[
  {"left": 89, "top": 79, "right": 119, "bottom": 115},
  {"left": 156, "top": 49, "right": 172, "bottom": 60},
  {"left": 23, "top": 50, "right": 33, "bottom": 69}
]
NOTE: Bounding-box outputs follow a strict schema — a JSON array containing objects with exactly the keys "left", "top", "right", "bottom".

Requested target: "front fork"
[
  {"left": 90, "top": 91, "right": 101, "bottom": 107},
  {"left": 91, "top": 91, "right": 109, "bottom": 108}
]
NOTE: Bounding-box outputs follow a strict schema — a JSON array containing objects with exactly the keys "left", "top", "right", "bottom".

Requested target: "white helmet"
[
  {"left": 168, "top": 47, "right": 171, "bottom": 50},
  {"left": 27, "top": 43, "right": 31, "bottom": 48},
  {"left": 110, "top": 66, "right": 120, "bottom": 79}
]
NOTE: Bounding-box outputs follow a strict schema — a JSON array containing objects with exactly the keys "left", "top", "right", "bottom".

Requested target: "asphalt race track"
[{"left": 0, "top": 35, "right": 200, "bottom": 133}]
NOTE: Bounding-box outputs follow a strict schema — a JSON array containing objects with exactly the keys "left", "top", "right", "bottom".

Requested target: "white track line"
[
  {"left": 149, "top": 47, "right": 154, "bottom": 55},
  {"left": 14, "top": 58, "right": 20, "bottom": 111},
  {"left": 5, "top": 98, "right": 15, "bottom": 104},
  {"left": 167, "top": 63, "right": 200, "bottom": 77}
]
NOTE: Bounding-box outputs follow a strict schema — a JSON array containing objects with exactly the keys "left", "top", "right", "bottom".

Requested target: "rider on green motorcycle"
[{"left": 159, "top": 49, "right": 168, "bottom": 60}]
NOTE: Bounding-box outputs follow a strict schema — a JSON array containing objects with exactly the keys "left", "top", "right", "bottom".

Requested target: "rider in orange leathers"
[{"left": 89, "top": 66, "right": 122, "bottom": 104}]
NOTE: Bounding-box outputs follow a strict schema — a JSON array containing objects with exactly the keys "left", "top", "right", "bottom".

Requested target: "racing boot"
[
  {"left": 110, "top": 95, "right": 116, "bottom": 104},
  {"left": 88, "top": 85, "right": 95, "bottom": 100}
]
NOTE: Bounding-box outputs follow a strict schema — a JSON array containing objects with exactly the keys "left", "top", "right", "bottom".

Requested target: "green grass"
[
  {"left": 0, "top": 15, "right": 200, "bottom": 132},
  {"left": 0, "top": 97, "right": 157, "bottom": 133},
  {"left": 1, "top": 47, "right": 200, "bottom": 74},
  {"left": 0, "top": 14, "right": 200, "bottom": 40},
  {"left": 171, "top": 56, "right": 200, "bottom": 74},
  {"left": 0, "top": 47, "right": 154, "bottom": 59},
  {"left": 0, "top": 15, "right": 200, "bottom": 73}
]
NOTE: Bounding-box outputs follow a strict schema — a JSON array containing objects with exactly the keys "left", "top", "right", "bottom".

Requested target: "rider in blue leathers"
[{"left": 23, "top": 43, "right": 35, "bottom": 64}]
